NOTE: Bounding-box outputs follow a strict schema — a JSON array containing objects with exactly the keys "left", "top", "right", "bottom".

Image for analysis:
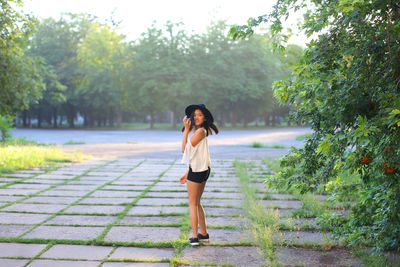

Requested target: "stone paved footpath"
[{"left": 0, "top": 158, "right": 269, "bottom": 267}]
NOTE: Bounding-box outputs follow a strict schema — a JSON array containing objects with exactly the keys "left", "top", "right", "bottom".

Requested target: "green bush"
[{"left": 0, "top": 116, "right": 12, "bottom": 141}]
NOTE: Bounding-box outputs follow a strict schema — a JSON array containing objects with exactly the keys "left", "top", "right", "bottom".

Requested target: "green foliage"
[
  {"left": 0, "top": 0, "right": 44, "bottom": 116},
  {"left": 0, "top": 117, "right": 12, "bottom": 141},
  {"left": 231, "top": 0, "right": 400, "bottom": 250}
]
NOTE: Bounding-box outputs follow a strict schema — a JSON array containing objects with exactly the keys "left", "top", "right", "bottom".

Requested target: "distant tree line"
[{"left": 2, "top": 1, "right": 303, "bottom": 129}]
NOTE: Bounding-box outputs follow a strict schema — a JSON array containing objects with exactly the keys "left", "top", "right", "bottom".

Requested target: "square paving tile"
[
  {"left": 135, "top": 198, "right": 187, "bottom": 206},
  {"left": 54, "top": 185, "right": 99, "bottom": 191},
  {"left": 102, "top": 262, "right": 170, "bottom": 267},
  {"left": 45, "top": 215, "right": 117, "bottom": 226},
  {"left": 1, "top": 203, "right": 67, "bottom": 213},
  {"left": 151, "top": 185, "right": 186, "bottom": 191},
  {"left": 202, "top": 198, "right": 242, "bottom": 207},
  {"left": 118, "top": 216, "right": 181, "bottom": 225},
  {"left": 22, "top": 225, "right": 104, "bottom": 240},
  {"left": 0, "top": 188, "right": 40, "bottom": 196},
  {"left": 180, "top": 246, "right": 263, "bottom": 266},
  {"left": 79, "top": 197, "right": 134, "bottom": 205},
  {"left": 105, "top": 226, "right": 180, "bottom": 242},
  {"left": 109, "top": 247, "right": 174, "bottom": 260},
  {"left": 0, "top": 259, "right": 29, "bottom": 267},
  {"left": 0, "top": 212, "right": 51, "bottom": 224},
  {"left": 91, "top": 190, "right": 141, "bottom": 198},
  {"left": 206, "top": 229, "right": 253, "bottom": 244},
  {"left": 207, "top": 217, "right": 247, "bottom": 227},
  {"left": 276, "top": 230, "right": 331, "bottom": 245},
  {"left": 28, "top": 179, "right": 68, "bottom": 184},
  {"left": 27, "top": 259, "right": 100, "bottom": 267},
  {"left": 261, "top": 200, "right": 302, "bottom": 209},
  {"left": 0, "top": 195, "right": 24, "bottom": 202},
  {"left": 7, "top": 183, "right": 52, "bottom": 190},
  {"left": 39, "top": 190, "right": 87, "bottom": 197},
  {"left": 112, "top": 181, "right": 153, "bottom": 186},
  {"left": 41, "top": 244, "right": 113, "bottom": 260},
  {"left": 0, "top": 225, "right": 33, "bottom": 238},
  {"left": 146, "top": 191, "right": 187, "bottom": 198},
  {"left": 276, "top": 247, "right": 363, "bottom": 267},
  {"left": 102, "top": 185, "right": 149, "bottom": 191},
  {"left": 63, "top": 205, "right": 125, "bottom": 214},
  {"left": 23, "top": 196, "right": 80, "bottom": 204},
  {"left": 127, "top": 206, "right": 186, "bottom": 215},
  {"left": 206, "top": 207, "right": 243, "bottom": 216},
  {"left": 0, "top": 242, "right": 47, "bottom": 257}
]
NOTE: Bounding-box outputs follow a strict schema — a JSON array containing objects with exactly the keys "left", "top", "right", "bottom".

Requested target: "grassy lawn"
[{"left": 0, "top": 138, "right": 90, "bottom": 174}]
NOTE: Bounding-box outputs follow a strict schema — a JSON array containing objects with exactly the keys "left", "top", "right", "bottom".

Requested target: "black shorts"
[{"left": 187, "top": 167, "right": 211, "bottom": 183}]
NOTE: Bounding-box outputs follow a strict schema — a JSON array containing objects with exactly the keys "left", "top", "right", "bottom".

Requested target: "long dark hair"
[{"left": 181, "top": 109, "right": 219, "bottom": 136}]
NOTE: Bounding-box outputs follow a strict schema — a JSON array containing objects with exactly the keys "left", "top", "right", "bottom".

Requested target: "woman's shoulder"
[{"left": 193, "top": 127, "right": 207, "bottom": 137}]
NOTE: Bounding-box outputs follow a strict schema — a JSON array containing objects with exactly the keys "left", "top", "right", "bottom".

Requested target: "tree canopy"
[
  {"left": 20, "top": 15, "right": 302, "bottom": 128},
  {"left": 230, "top": 0, "right": 400, "bottom": 250},
  {"left": 0, "top": 0, "right": 43, "bottom": 117}
]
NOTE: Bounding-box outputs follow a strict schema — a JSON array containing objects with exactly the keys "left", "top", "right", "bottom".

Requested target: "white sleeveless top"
[{"left": 181, "top": 128, "right": 211, "bottom": 172}]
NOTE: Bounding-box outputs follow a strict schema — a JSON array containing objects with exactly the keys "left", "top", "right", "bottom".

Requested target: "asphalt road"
[
  {"left": 11, "top": 127, "right": 311, "bottom": 159},
  {"left": 12, "top": 127, "right": 310, "bottom": 146}
]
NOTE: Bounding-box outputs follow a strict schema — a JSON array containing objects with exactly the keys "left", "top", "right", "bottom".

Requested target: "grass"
[
  {"left": 63, "top": 140, "right": 86, "bottom": 145},
  {"left": 292, "top": 193, "right": 326, "bottom": 218},
  {"left": 0, "top": 145, "right": 90, "bottom": 174},
  {"left": 0, "top": 137, "right": 48, "bottom": 146},
  {"left": 250, "top": 142, "right": 289, "bottom": 149},
  {"left": 353, "top": 248, "right": 396, "bottom": 267},
  {"left": 234, "top": 160, "right": 281, "bottom": 266},
  {"left": 262, "top": 157, "right": 281, "bottom": 174}
]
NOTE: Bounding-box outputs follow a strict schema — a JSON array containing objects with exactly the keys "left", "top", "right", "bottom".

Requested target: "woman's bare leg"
[
  {"left": 187, "top": 180, "right": 201, "bottom": 238},
  {"left": 196, "top": 181, "right": 208, "bottom": 235}
]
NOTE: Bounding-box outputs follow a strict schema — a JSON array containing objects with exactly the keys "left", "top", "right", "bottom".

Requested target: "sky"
[{"left": 23, "top": 0, "right": 309, "bottom": 46}]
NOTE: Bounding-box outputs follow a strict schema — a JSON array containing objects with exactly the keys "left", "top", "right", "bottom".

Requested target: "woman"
[{"left": 180, "top": 104, "right": 219, "bottom": 246}]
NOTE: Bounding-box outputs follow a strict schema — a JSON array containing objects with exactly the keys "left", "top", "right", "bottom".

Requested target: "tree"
[
  {"left": 230, "top": 0, "right": 400, "bottom": 250},
  {"left": 77, "top": 22, "right": 128, "bottom": 127},
  {"left": 0, "top": 0, "right": 44, "bottom": 117},
  {"left": 128, "top": 23, "right": 167, "bottom": 129}
]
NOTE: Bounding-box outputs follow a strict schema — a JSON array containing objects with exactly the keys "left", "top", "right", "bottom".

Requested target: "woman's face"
[{"left": 194, "top": 109, "right": 205, "bottom": 127}]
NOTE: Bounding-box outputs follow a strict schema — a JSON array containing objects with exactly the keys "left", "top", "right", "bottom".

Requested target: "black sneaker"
[
  {"left": 189, "top": 237, "right": 200, "bottom": 246},
  {"left": 198, "top": 233, "right": 209, "bottom": 242}
]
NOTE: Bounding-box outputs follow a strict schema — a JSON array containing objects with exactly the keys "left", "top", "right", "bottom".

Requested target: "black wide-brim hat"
[{"left": 185, "top": 104, "right": 214, "bottom": 123}]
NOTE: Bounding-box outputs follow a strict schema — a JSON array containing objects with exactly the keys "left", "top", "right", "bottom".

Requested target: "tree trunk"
[
  {"left": 243, "top": 109, "right": 248, "bottom": 128},
  {"left": 264, "top": 113, "right": 270, "bottom": 126},
  {"left": 172, "top": 109, "right": 177, "bottom": 129},
  {"left": 28, "top": 113, "right": 32, "bottom": 128},
  {"left": 109, "top": 107, "right": 114, "bottom": 128},
  {"left": 150, "top": 111, "right": 154, "bottom": 129},
  {"left": 116, "top": 105, "right": 122, "bottom": 128},
  {"left": 271, "top": 112, "right": 276, "bottom": 127},
  {"left": 231, "top": 108, "right": 237, "bottom": 128},
  {"left": 53, "top": 107, "right": 58, "bottom": 128},
  {"left": 37, "top": 108, "right": 42, "bottom": 128},
  {"left": 68, "top": 104, "right": 75, "bottom": 128},
  {"left": 84, "top": 112, "right": 88, "bottom": 127},
  {"left": 219, "top": 110, "right": 225, "bottom": 128},
  {"left": 22, "top": 110, "right": 27, "bottom": 127}
]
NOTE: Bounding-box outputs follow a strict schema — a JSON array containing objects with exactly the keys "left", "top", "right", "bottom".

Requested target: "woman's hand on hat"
[{"left": 183, "top": 116, "right": 191, "bottom": 132}]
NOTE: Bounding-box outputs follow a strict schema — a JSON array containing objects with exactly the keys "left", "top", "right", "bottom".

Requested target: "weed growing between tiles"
[{"left": 234, "top": 160, "right": 280, "bottom": 266}]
